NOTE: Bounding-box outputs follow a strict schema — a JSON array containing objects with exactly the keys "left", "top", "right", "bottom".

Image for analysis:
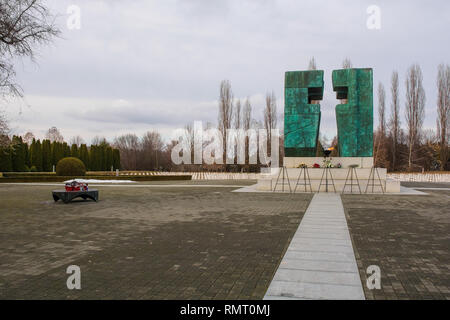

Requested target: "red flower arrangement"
[{"left": 313, "top": 163, "right": 320, "bottom": 168}]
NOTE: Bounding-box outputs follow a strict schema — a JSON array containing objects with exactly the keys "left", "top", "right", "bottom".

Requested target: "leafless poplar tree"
[
  {"left": 218, "top": 80, "right": 233, "bottom": 166},
  {"left": 182, "top": 123, "right": 198, "bottom": 168},
  {"left": 405, "top": 64, "right": 426, "bottom": 171},
  {"left": 264, "top": 91, "right": 277, "bottom": 156},
  {"left": 234, "top": 99, "right": 241, "bottom": 129},
  {"left": 389, "top": 71, "right": 400, "bottom": 170},
  {"left": 243, "top": 98, "right": 251, "bottom": 132},
  {"left": 374, "top": 82, "right": 386, "bottom": 166},
  {"left": 243, "top": 98, "right": 252, "bottom": 170},
  {"left": 0, "top": 0, "right": 59, "bottom": 97},
  {"left": 308, "top": 57, "right": 317, "bottom": 70},
  {"left": 377, "top": 82, "right": 386, "bottom": 136},
  {"left": 436, "top": 64, "right": 450, "bottom": 170},
  {"left": 342, "top": 58, "right": 352, "bottom": 69}
]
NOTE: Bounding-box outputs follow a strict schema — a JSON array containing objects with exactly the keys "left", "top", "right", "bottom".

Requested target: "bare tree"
[
  {"left": 218, "top": 80, "right": 233, "bottom": 166},
  {"left": 91, "top": 136, "right": 108, "bottom": 145},
  {"left": 182, "top": 123, "right": 196, "bottom": 169},
  {"left": 436, "top": 64, "right": 450, "bottom": 170},
  {"left": 389, "top": 71, "right": 400, "bottom": 170},
  {"left": 318, "top": 133, "right": 329, "bottom": 149},
  {"left": 374, "top": 82, "right": 387, "bottom": 167},
  {"left": 45, "top": 126, "right": 64, "bottom": 143},
  {"left": 243, "top": 98, "right": 252, "bottom": 170},
  {"left": 263, "top": 92, "right": 277, "bottom": 162},
  {"left": 0, "top": 110, "right": 9, "bottom": 146},
  {"left": 377, "top": 82, "right": 386, "bottom": 136},
  {"left": 243, "top": 98, "right": 251, "bottom": 132},
  {"left": 342, "top": 58, "right": 352, "bottom": 69},
  {"left": 308, "top": 57, "right": 317, "bottom": 70},
  {"left": 0, "top": 0, "right": 59, "bottom": 97},
  {"left": 114, "top": 134, "right": 140, "bottom": 170},
  {"left": 421, "top": 129, "right": 437, "bottom": 145},
  {"left": 405, "top": 64, "right": 426, "bottom": 170},
  {"left": 23, "top": 131, "right": 35, "bottom": 145},
  {"left": 69, "top": 135, "right": 85, "bottom": 147},
  {"left": 141, "top": 131, "right": 164, "bottom": 170},
  {"left": 234, "top": 99, "right": 241, "bottom": 129},
  {"left": 264, "top": 91, "right": 277, "bottom": 157}
]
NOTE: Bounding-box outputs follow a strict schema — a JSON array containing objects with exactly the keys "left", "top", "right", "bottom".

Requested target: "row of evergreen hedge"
[
  {"left": 0, "top": 175, "right": 192, "bottom": 182},
  {"left": 0, "top": 136, "right": 120, "bottom": 172}
]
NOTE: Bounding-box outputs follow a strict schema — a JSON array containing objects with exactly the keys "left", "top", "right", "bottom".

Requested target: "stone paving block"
[
  {"left": 287, "top": 243, "right": 355, "bottom": 254},
  {"left": 273, "top": 268, "right": 362, "bottom": 286},
  {"left": 291, "top": 232, "right": 351, "bottom": 240},
  {"left": 282, "top": 250, "right": 356, "bottom": 263},
  {"left": 294, "top": 229, "right": 350, "bottom": 236},
  {"left": 288, "top": 237, "right": 352, "bottom": 247},
  {"left": 265, "top": 280, "right": 365, "bottom": 300},
  {"left": 278, "top": 259, "right": 359, "bottom": 273}
]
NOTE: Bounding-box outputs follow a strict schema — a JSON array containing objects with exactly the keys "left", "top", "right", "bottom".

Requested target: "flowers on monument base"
[
  {"left": 297, "top": 162, "right": 307, "bottom": 168},
  {"left": 323, "top": 158, "right": 334, "bottom": 168}
]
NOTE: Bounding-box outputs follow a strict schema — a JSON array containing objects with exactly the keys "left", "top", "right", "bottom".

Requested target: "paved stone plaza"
[
  {"left": 0, "top": 181, "right": 449, "bottom": 299},
  {"left": 342, "top": 185, "right": 450, "bottom": 300},
  {"left": 0, "top": 181, "right": 312, "bottom": 299}
]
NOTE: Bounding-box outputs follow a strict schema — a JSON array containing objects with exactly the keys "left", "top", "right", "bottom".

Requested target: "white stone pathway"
[{"left": 264, "top": 193, "right": 365, "bottom": 300}]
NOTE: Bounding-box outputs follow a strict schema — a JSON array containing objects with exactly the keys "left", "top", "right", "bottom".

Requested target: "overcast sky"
[{"left": 3, "top": 0, "right": 449, "bottom": 145}]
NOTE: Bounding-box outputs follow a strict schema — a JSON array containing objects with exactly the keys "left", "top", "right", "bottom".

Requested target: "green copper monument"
[
  {"left": 332, "top": 68, "right": 373, "bottom": 157},
  {"left": 284, "top": 70, "right": 324, "bottom": 157}
]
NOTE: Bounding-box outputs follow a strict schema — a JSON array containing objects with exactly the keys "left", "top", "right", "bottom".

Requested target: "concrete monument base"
[
  {"left": 257, "top": 167, "right": 400, "bottom": 193},
  {"left": 283, "top": 157, "right": 374, "bottom": 168}
]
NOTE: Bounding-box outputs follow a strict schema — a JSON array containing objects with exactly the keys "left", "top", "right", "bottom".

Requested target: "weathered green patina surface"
[
  {"left": 332, "top": 68, "right": 373, "bottom": 157},
  {"left": 284, "top": 70, "right": 323, "bottom": 157}
]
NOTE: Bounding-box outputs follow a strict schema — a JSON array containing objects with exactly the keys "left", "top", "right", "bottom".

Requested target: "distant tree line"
[
  {"left": 0, "top": 129, "right": 120, "bottom": 172},
  {"left": 373, "top": 63, "right": 450, "bottom": 171},
  {"left": 112, "top": 81, "right": 281, "bottom": 173}
]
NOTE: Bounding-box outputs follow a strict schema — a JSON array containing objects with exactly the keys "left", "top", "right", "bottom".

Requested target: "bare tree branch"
[{"left": 0, "top": 0, "right": 60, "bottom": 97}]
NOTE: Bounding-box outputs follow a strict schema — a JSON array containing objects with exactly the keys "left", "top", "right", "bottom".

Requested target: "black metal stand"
[
  {"left": 365, "top": 167, "right": 385, "bottom": 194},
  {"left": 294, "top": 167, "right": 312, "bottom": 193},
  {"left": 342, "top": 166, "right": 362, "bottom": 194},
  {"left": 273, "top": 166, "right": 292, "bottom": 193},
  {"left": 52, "top": 189, "right": 99, "bottom": 203},
  {"left": 318, "top": 166, "right": 336, "bottom": 193}
]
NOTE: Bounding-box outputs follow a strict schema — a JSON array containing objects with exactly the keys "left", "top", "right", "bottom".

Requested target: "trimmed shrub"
[
  {"left": 30, "top": 165, "right": 37, "bottom": 172},
  {"left": 56, "top": 157, "right": 86, "bottom": 176}
]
